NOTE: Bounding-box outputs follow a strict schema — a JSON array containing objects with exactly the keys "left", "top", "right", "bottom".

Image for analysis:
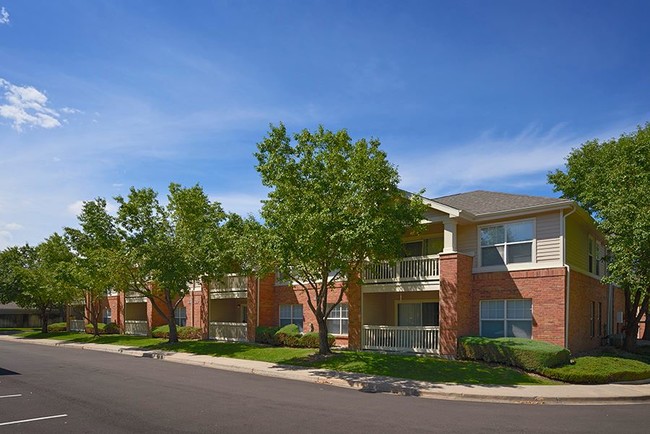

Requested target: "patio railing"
[
  {"left": 362, "top": 255, "right": 440, "bottom": 284},
  {"left": 209, "top": 322, "right": 248, "bottom": 342},
  {"left": 362, "top": 325, "right": 439, "bottom": 353}
]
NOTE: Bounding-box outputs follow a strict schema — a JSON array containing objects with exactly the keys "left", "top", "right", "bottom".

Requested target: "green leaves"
[{"left": 255, "top": 123, "right": 425, "bottom": 282}]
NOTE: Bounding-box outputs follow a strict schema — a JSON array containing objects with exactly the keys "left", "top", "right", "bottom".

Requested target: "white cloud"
[
  {"left": 0, "top": 78, "right": 77, "bottom": 131},
  {"left": 0, "top": 230, "right": 12, "bottom": 249},
  {"left": 3, "top": 222, "right": 23, "bottom": 230},
  {"left": 210, "top": 193, "right": 264, "bottom": 217},
  {"left": 395, "top": 123, "right": 625, "bottom": 198},
  {"left": 61, "top": 107, "right": 82, "bottom": 115},
  {"left": 0, "top": 7, "right": 9, "bottom": 25},
  {"left": 67, "top": 199, "right": 117, "bottom": 217}
]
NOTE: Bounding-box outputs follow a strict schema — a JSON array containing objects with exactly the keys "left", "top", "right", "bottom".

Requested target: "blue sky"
[{"left": 1, "top": 1, "right": 649, "bottom": 248}]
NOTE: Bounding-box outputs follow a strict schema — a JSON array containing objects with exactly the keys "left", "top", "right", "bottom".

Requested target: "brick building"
[{"left": 68, "top": 190, "right": 625, "bottom": 356}]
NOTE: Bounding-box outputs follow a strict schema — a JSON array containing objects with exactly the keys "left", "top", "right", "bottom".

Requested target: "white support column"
[{"left": 443, "top": 219, "right": 458, "bottom": 253}]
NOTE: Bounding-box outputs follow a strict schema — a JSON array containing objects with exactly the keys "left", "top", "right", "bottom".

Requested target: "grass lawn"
[
  {"left": 542, "top": 356, "right": 650, "bottom": 384},
  {"left": 0, "top": 327, "right": 40, "bottom": 335},
  {"left": 14, "top": 331, "right": 551, "bottom": 385},
  {"left": 287, "top": 351, "right": 554, "bottom": 385}
]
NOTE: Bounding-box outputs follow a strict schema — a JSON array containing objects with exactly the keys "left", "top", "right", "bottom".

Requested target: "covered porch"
[
  {"left": 68, "top": 301, "right": 86, "bottom": 332},
  {"left": 362, "top": 291, "right": 440, "bottom": 354},
  {"left": 124, "top": 293, "right": 149, "bottom": 336},
  {"left": 209, "top": 275, "right": 248, "bottom": 342}
]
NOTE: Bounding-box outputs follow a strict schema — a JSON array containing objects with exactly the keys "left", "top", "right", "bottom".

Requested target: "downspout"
[{"left": 562, "top": 205, "right": 577, "bottom": 349}]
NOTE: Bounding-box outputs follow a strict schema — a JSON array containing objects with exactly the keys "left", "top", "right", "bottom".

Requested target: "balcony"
[
  {"left": 362, "top": 255, "right": 440, "bottom": 292},
  {"left": 69, "top": 319, "right": 85, "bottom": 332},
  {"left": 210, "top": 275, "right": 248, "bottom": 299},
  {"left": 362, "top": 325, "right": 440, "bottom": 354},
  {"left": 124, "top": 320, "right": 148, "bottom": 336},
  {"left": 209, "top": 322, "right": 248, "bottom": 342}
]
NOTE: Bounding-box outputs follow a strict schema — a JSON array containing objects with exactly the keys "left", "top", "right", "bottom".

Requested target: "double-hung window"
[
  {"left": 175, "top": 307, "right": 187, "bottom": 327},
  {"left": 326, "top": 303, "right": 348, "bottom": 335},
  {"left": 480, "top": 220, "right": 534, "bottom": 267},
  {"left": 279, "top": 304, "right": 304, "bottom": 332},
  {"left": 480, "top": 299, "right": 532, "bottom": 338}
]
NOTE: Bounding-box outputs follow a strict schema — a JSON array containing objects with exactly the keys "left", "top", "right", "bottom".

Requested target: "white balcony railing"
[
  {"left": 125, "top": 292, "right": 147, "bottom": 303},
  {"left": 362, "top": 325, "right": 439, "bottom": 353},
  {"left": 209, "top": 322, "right": 248, "bottom": 342},
  {"left": 69, "top": 319, "right": 85, "bottom": 332},
  {"left": 124, "top": 320, "right": 149, "bottom": 336},
  {"left": 362, "top": 255, "right": 440, "bottom": 284},
  {"left": 210, "top": 275, "right": 248, "bottom": 299}
]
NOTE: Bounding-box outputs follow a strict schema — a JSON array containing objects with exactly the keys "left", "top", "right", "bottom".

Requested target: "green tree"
[
  {"left": 548, "top": 123, "right": 650, "bottom": 350},
  {"left": 64, "top": 198, "right": 121, "bottom": 336},
  {"left": 114, "top": 183, "right": 233, "bottom": 343},
  {"left": 255, "top": 124, "right": 425, "bottom": 354},
  {"left": 0, "top": 234, "right": 76, "bottom": 333}
]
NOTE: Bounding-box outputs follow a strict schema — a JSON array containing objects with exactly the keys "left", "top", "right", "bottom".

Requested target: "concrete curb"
[{"left": 3, "top": 335, "right": 650, "bottom": 405}]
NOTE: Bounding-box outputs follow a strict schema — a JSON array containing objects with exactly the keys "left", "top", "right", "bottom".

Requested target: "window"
[
  {"left": 279, "top": 304, "right": 303, "bottom": 331},
  {"left": 591, "top": 301, "right": 603, "bottom": 338},
  {"left": 403, "top": 241, "right": 424, "bottom": 257},
  {"left": 480, "top": 299, "right": 532, "bottom": 338},
  {"left": 103, "top": 308, "right": 111, "bottom": 324},
  {"left": 326, "top": 303, "right": 348, "bottom": 335},
  {"left": 589, "top": 237, "right": 605, "bottom": 276},
  {"left": 480, "top": 221, "right": 534, "bottom": 267},
  {"left": 397, "top": 302, "right": 439, "bottom": 326},
  {"left": 175, "top": 307, "right": 187, "bottom": 327}
]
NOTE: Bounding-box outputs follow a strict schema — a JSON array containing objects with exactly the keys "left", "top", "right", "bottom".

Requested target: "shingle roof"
[{"left": 432, "top": 190, "right": 571, "bottom": 216}]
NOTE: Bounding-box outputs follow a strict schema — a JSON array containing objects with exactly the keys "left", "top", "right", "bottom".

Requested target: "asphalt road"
[{"left": 0, "top": 341, "right": 648, "bottom": 433}]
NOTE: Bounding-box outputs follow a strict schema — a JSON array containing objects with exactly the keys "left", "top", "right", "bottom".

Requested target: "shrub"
[
  {"left": 85, "top": 322, "right": 106, "bottom": 334},
  {"left": 458, "top": 337, "right": 571, "bottom": 372},
  {"left": 152, "top": 325, "right": 170, "bottom": 338},
  {"left": 256, "top": 326, "right": 280, "bottom": 345},
  {"left": 299, "top": 332, "right": 335, "bottom": 348},
  {"left": 275, "top": 324, "right": 301, "bottom": 347},
  {"left": 47, "top": 322, "right": 67, "bottom": 332},
  {"left": 152, "top": 325, "right": 201, "bottom": 340},
  {"left": 177, "top": 326, "right": 202, "bottom": 340},
  {"left": 104, "top": 322, "right": 120, "bottom": 334}
]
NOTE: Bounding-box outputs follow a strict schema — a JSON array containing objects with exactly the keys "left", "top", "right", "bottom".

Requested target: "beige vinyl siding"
[
  {"left": 457, "top": 223, "right": 478, "bottom": 267},
  {"left": 458, "top": 211, "right": 562, "bottom": 269},
  {"left": 565, "top": 212, "right": 603, "bottom": 273},
  {"left": 536, "top": 212, "right": 562, "bottom": 263}
]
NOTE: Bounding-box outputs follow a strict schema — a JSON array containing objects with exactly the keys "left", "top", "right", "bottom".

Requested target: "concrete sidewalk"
[{"left": 2, "top": 335, "right": 650, "bottom": 405}]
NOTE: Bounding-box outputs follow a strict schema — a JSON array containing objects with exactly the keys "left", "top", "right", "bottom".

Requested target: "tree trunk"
[
  {"left": 316, "top": 317, "right": 331, "bottom": 355},
  {"left": 167, "top": 297, "right": 179, "bottom": 343},
  {"left": 40, "top": 308, "right": 48, "bottom": 333},
  {"left": 168, "top": 318, "right": 178, "bottom": 343}
]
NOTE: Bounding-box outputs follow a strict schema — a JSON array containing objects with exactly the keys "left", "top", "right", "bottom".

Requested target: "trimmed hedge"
[
  {"left": 299, "top": 332, "right": 335, "bottom": 349},
  {"left": 275, "top": 324, "right": 301, "bottom": 347},
  {"left": 47, "top": 322, "right": 67, "bottom": 332},
  {"left": 84, "top": 322, "right": 120, "bottom": 335},
  {"left": 152, "top": 325, "right": 202, "bottom": 340},
  {"left": 458, "top": 337, "right": 571, "bottom": 371},
  {"left": 255, "top": 326, "right": 280, "bottom": 345}
]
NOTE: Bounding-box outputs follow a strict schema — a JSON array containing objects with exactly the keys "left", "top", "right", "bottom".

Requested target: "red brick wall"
[
  {"left": 439, "top": 253, "right": 474, "bottom": 356},
  {"left": 471, "top": 268, "right": 567, "bottom": 348},
  {"left": 567, "top": 270, "right": 610, "bottom": 352},
  {"left": 107, "top": 294, "right": 124, "bottom": 331},
  {"left": 254, "top": 275, "right": 351, "bottom": 347}
]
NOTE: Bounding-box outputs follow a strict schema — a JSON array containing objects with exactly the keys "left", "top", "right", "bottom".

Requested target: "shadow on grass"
[{"left": 280, "top": 351, "right": 548, "bottom": 387}]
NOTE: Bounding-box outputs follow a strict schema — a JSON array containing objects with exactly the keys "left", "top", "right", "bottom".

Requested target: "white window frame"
[
  {"left": 478, "top": 219, "right": 536, "bottom": 269},
  {"left": 279, "top": 304, "right": 304, "bottom": 331},
  {"left": 326, "top": 303, "right": 349, "bottom": 335},
  {"left": 175, "top": 306, "right": 187, "bottom": 327},
  {"left": 479, "top": 299, "right": 533, "bottom": 339},
  {"left": 588, "top": 236, "right": 605, "bottom": 277}
]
